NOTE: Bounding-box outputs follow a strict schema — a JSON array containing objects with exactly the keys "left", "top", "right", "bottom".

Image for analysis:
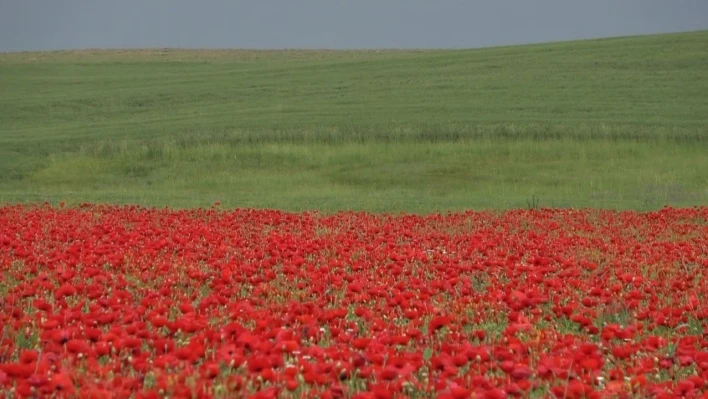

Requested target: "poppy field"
[{"left": 1, "top": 204, "right": 708, "bottom": 398}]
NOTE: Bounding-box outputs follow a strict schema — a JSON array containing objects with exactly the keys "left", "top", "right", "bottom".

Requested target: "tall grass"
[{"left": 2, "top": 139, "right": 705, "bottom": 212}]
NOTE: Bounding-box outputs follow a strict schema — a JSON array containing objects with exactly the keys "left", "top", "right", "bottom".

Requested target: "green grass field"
[{"left": 1, "top": 31, "right": 707, "bottom": 212}]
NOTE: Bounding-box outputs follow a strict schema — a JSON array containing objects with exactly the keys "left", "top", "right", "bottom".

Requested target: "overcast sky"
[{"left": 1, "top": 0, "right": 707, "bottom": 52}]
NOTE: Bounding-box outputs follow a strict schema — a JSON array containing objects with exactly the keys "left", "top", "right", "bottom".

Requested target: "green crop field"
[{"left": 1, "top": 31, "right": 707, "bottom": 212}]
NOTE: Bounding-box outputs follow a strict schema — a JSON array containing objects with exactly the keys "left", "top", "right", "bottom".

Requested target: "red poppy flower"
[
  {"left": 51, "top": 373, "right": 75, "bottom": 395},
  {"left": 428, "top": 316, "right": 451, "bottom": 335}
]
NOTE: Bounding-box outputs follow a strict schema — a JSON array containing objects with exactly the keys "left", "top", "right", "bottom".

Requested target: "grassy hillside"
[{"left": 1, "top": 31, "right": 707, "bottom": 212}]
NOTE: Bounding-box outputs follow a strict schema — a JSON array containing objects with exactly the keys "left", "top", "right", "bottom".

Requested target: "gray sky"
[{"left": 1, "top": 0, "right": 707, "bottom": 52}]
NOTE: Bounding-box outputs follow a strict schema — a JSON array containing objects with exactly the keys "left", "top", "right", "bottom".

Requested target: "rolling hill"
[{"left": 1, "top": 31, "right": 706, "bottom": 211}]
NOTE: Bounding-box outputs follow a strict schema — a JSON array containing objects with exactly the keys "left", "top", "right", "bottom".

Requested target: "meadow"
[{"left": 1, "top": 30, "right": 707, "bottom": 212}]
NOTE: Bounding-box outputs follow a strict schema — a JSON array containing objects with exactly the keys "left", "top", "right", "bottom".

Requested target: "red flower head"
[
  {"left": 429, "top": 316, "right": 452, "bottom": 335},
  {"left": 51, "top": 372, "right": 75, "bottom": 396}
]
